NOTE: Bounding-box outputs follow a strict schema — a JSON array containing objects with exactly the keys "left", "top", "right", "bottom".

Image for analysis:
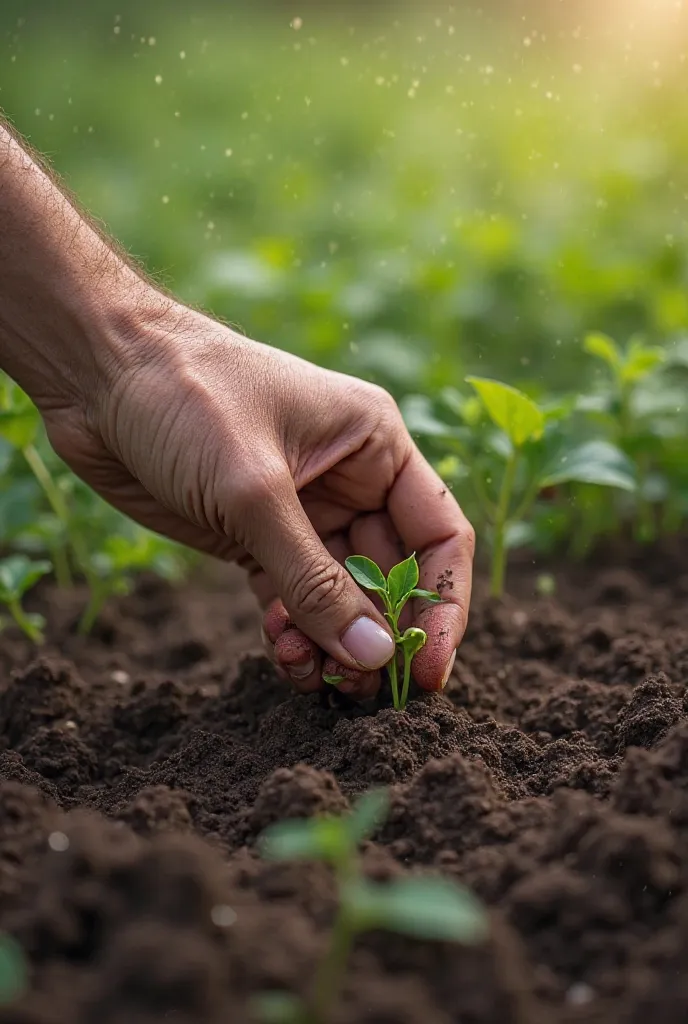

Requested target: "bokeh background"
[{"left": 2, "top": 0, "right": 688, "bottom": 399}]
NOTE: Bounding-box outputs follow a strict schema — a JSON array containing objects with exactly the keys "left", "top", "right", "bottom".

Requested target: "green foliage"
[
  {"left": 341, "top": 553, "right": 441, "bottom": 710},
  {"left": 0, "top": 371, "right": 193, "bottom": 632},
  {"left": 257, "top": 793, "right": 487, "bottom": 1024},
  {"left": 1, "top": 12, "right": 688, "bottom": 618},
  {"left": 0, "top": 933, "right": 26, "bottom": 1007},
  {"left": 0, "top": 555, "right": 51, "bottom": 642},
  {"left": 404, "top": 377, "right": 639, "bottom": 596},
  {"left": 465, "top": 377, "right": 544, "bottom": 448}
]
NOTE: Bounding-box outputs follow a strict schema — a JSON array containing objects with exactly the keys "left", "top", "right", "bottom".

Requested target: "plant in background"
[
  {"left": 323, "top": 553, "right": 442, "bottom": 710},
  {"left": 584, "top": 332, "right": 665, "bottom": 440},
  {"left": 0, "top": 373, "right": 194, "bottom": 633},
  {"left": 465, "top": 377, "right": 637, "bottom": 596},
  {"left": 0, "top": 932, "right": 26, "bottom": 1007},
  {"left": 403, "top": 378, "right": 637, "bottom": 596},
  {"left": 254, "top": 790, "right": 487, "bottom": 1024},
  {"left": 583, "top": 332, "right": 667, "bottom": 542},
  {"left": 0, "top": 555, "right": 52, "bottom": 643},
  {"left": 78, "top": 531, "right": 187, "bottom": 635}
]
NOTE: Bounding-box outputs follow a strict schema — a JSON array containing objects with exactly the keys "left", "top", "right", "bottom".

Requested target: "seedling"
[
  {"left": 0, "top": 932, "right": 26, "bottom": 1007},
  {"left": 584, "top": 332, "right": 665, "bottom": 441},
  {"left": 254, "top": 790, "right": 487, "bottom": 1024},
  {"left": 78, "top": 531, "right": 186, "bottom": 635},
  {"left": 332, "top": 553, "right": 442, "bottom": 710},
  {"left": 461, "top": 377, "right": 636, "bottom": 596},
  {"left": 584, "top": 332, "right": 666, "bottom": 541},
  {"left": 0, "top": 555, "right": 51, "bottom": 643}
]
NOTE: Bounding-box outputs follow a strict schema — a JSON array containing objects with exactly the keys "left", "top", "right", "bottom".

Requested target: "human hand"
[{"left": 41, "top": 300, "right": 475, "bottom": 699}]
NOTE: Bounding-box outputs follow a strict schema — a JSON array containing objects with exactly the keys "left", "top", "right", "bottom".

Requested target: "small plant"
[
  {"left": 0, "top": 932, "right": 26, "bottom": 1007},
  {"left": 0, "top": 555, "right": 51, "bottom": 642},
  {"left": 253, "top": 790, "right": 487, "bottom": 1024},
  {"left": 325, "top": 553, "right": 441, "bottom": 710},
  {"left": 584, "top": 332, "right": 665, "bottom": 441},
  {"left": 584, "top": 332, "right": 667, "bottom": 542},
  {"left": 78, "top": 531, "right": 187, "bottom": 635},
  {"left": 464, "top": 377, "right": 636, "bottom": 596}
]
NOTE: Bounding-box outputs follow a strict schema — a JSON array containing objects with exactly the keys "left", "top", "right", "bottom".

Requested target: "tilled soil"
[{"left": 2, "top": 553, "right": 688, "bottom": 1023}]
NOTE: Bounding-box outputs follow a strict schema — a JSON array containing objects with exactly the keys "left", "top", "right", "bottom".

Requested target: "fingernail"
[
  {"left": 441, "top": 650, "right": 457, "bottom": 689},
  {"left": 342, "top": 617, "right": 395, "bottom": 669},
  {"left": 287, "top": 659, "right": 315, "bottom": 681}
]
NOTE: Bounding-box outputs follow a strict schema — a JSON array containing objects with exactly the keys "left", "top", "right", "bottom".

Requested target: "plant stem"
[
  {"left": 490, "top": 448, "right": 519, "bottom": 598},
  {"left": 400, "top": 650, "right": 413, "bottom": 711},
  {"left": 387, "top": 655, "right": 400, "bottom": 711},
  {"left": 308, "top": 906, "right": 355, "bottom": 1024},
  {"left": 77, "top": 582, "right": 106, "bottom": 636},
  {"left": 49, "top": 541, "right": 73, "bottom": 589},
  {"left": 8, "top": 599, "right": 43, "bottom": 643},
  {"left": 23, "top": 444, "right": 92, "bottom": 583}
]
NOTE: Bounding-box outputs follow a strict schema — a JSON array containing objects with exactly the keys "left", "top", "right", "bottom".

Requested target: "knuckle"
[
  {"left": 231, "top": 459, "right": 288, "bottom": 517},
  {"left": 371, "top": 384, "right": 400, "bottom": 420},
  {"left": 290, "top": 561, "right": 349, "bottom": 618}
]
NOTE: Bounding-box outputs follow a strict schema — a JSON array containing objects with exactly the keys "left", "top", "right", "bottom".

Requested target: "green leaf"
[
  {"left": 540, "top": 441, "right": 637, "bottom": 492},
  {"left": 259, "top": 816, "right": 347, "bottom": 863},
  {"left": 622, "top": 340, "right": 665, "bottom": 384},
  {"left": 398, "top": 627, "right": 427, "bottom": 660},
  {"left": 0, "top": 933, "right": 27, "bottom": 1006},
  {"left": 344, "top": 877, "right": 489, "bottom": 944},
  {"left": 0, "top": 556, "right": 51, "bottom": 602},
  {"left": 250, "top": 991, "right": 305, "bottom": 1024},
  {"left": 409, "top": 588, "right": 443, "bottom": 604},
  {"left": 401, "top": 395, "right": 459, "bottom": 439},
  {"left": 584, "top": 332, "right": 622, "bottom": 372},
  {"left": 387, "top": 553, "right": 419, "bottom": 610},
  {"left": 346, "top": 789, "right": 390, "bottom": 844},
  {"left": 465, "top": 377, "right": 544, "bottom": 447},
  {"left": 345, "top": 556, "right": 388, "bottom": 595},
  {"left": 322, "top": 674, "right": 345, "bottom": 687}
]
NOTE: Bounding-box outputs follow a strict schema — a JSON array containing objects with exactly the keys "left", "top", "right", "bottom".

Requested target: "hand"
[{"left": 40, "top": 300, "right": 475, "bottom": 699}]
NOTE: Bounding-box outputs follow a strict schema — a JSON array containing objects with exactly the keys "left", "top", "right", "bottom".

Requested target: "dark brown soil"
[{"left": 2, "top": 551, "right": 688, "bottom": 1023}]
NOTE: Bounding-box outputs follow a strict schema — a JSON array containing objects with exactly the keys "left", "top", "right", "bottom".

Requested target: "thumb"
[{"left": 238, "top": 470, "right": 395, "bottom": 671}]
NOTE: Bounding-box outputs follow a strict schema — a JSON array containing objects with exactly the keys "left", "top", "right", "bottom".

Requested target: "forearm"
[{"left": 0, "top": 121, "right": 162, "bottom": 413}]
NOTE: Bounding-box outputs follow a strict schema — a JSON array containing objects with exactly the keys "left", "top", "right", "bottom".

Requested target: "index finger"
[{"left": 387, "top": 444, "right": 475, "bottom": 691}]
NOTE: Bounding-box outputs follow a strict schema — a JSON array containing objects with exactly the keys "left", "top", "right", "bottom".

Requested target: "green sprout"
[
  {"left": 78, "top": 531, "right": 187, "bottom": 635},
  {"left": 584, "top": 332, "right": 666, "bottom": 542},
  {"left": 0, "top": 554, "right": 51, "bottom": 643},
  {"left": 464, "top": 377, "right": 637, "bottom": 596},
  {"left": 584, "top": 332, "right": 665, "bottom": 441},
  {"left": 254, "top": 790, "right": 487, "bottom": 1024},
  {"left": 0, "top": 932, "right": 27, "bottom": 1007},
  {"left": 337, "top": 553, "right": 442, "bottom": 710}
]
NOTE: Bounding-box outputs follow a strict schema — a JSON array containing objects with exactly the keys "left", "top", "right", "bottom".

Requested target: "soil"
[{"left": 2, "top": 549, "right": 688, "bottom": 1023}]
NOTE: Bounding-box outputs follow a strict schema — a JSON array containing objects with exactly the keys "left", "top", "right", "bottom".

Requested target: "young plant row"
[
  {"left": 403, "top": 332, "right": 687, "bottom": 596},
  {"left": 0, "top": 793, "right": 487, "bottom": 1021},
  {"left": 0, "top": 374, "right": 189, "bottom": 641},
  {"left": 255, "top": 789, "right": 487, "bottom": 1024}
]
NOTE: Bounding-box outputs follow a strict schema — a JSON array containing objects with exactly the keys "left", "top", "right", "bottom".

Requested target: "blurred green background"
[{"left": 2, "top": 0, "right": 688, "bottom": 398}]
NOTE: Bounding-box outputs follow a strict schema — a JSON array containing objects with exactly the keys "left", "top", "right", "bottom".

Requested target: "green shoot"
[
  {"left": 584, "top": 332, "right": 665, "bottom": 441},
  {"left": 322, "top": 674, "right": 345, "bottom": 687},
  {"left": 464, "top": 377, "right": 636, "bottom": 596},
  {"left": 584, "top": 332, "right": 666, "bottom": 541},
  {"left": 0, "top": 932, "right": 27, "bottom": 1007},
  {"left": 465, "top": 377, "right": 544, "bottom": 596},
  {"left": 78, "top": 532, "right": 186, "bottom": 635},
  {"left": 0, "top": 555, "right": 51, "bottom": 643},
  {"left": 254, "top": 791, "right": 488, "bottom": 1024},
  {"left": 341, "top": 553, "right": 442, "bottom": 710}
]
